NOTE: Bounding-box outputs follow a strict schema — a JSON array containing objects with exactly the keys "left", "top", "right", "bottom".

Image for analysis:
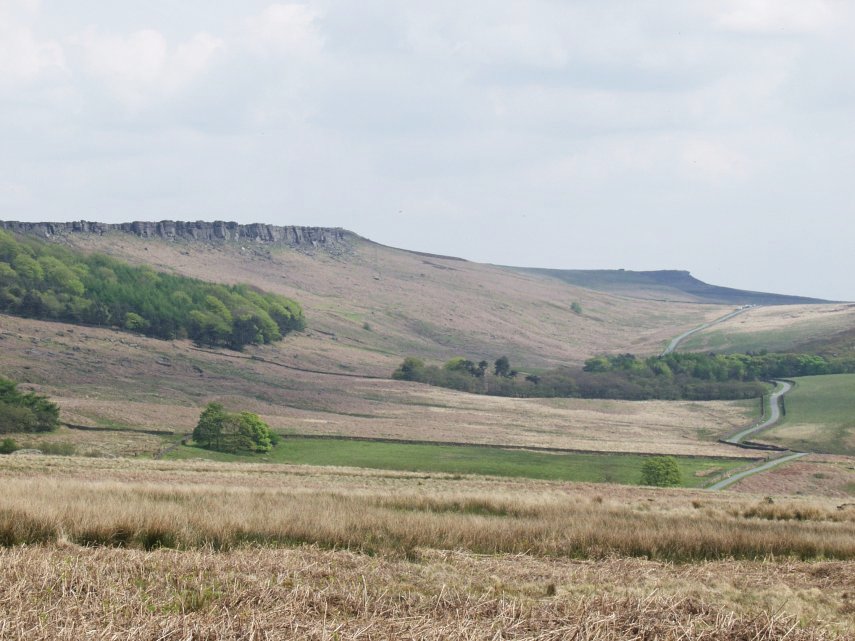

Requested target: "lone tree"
[
  {"left": 640, "top": 456, "right": 682, "bottom": 487},
  {"left": 192, "top": 402, "right": 275, "bottom": 454}
]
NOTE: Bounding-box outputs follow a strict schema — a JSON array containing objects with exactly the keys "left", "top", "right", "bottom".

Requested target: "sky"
[{"left": 1, "top": 1, "right": 854, "bottom": 300}]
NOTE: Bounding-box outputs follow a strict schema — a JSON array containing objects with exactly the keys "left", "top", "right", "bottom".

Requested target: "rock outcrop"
[{"left": 0, "top": 220, "right": 352, "bottom": 251}]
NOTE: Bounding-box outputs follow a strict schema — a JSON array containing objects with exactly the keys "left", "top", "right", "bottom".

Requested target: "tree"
[
  {"left": 640, "top": 456, "right": 682, "bottom": 487},
  {"left": 192, "top": 402, "right": 227, "bottom": 449},
  {"left": 570, "top": 302, "right": 582, "bottom": 314},
  {"left": 392, "top": 357, "right": 426, "bottom": 381},
  {"left": 0, "top": 378, "right": 60, "bottom": 433},
  {"left": 192, "top": 403, "right": 274, "bottom": 454},
  {"left": 494, "top": 356, "right": 511, "bottom": 377}
]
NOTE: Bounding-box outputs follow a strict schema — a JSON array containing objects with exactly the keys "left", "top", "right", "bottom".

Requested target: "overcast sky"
[{"left": 2, "top": 1, "right": 854, "bottom": 300}]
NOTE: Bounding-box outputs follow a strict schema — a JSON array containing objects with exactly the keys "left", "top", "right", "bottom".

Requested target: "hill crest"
[{"left": 0, "top": 219, "right": 352, "bottom": 253}]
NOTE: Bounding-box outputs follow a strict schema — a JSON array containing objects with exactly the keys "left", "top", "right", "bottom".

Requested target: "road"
[
  {"left": 707, "top": 451, "right": 808, "bottom": 490},
  {"left": 661, "top": 307, "right": 753, "bottom": 356},
  {"left": 709, "top": 379, "right": 805, "bottom": 491},
  {"left": 724, "top": 380, "right": 793, "bottom": 444}
]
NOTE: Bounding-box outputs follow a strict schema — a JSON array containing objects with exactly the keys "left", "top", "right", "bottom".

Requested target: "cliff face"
[{"left": 0, "top": 220, "right": 352, "bottom": 251}]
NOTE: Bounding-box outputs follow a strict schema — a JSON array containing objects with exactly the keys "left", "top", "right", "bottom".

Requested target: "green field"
[
  {"left": 766, "top": 374, "right": 855, "bottom": 455},
  {"left": 165, "top": 437, "right": 747, "bottom": 488},
  {"left": 680, "top": 326, "right": 812, "bottom": 354}
]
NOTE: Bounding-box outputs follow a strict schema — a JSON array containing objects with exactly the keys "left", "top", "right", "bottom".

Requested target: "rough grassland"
[
  {"left": 167, "top": 438, "right": 747, "bottom": 487},
  {"left": 1, "top": 455, "right": 854, "bottom": 638},
  {"left": 763, "top": 374, "right": 855, "bottom": 456},
  {"left": 1, "top": 546, "right": 852, "bottom": 640},
  {"left": 55, "top": 231, "right": 733, "bottom": 370},
  {"left": 680, "top": 304, "right": 855, "bottom": 354},
  {"left": 2, "top": 455, "right": 853, "bottom": 561},
  {"left": 0, "top": 314, "right": 759, "bottom": 459}
]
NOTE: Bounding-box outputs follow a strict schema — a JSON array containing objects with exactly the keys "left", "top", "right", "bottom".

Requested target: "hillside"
[
  {"left": 2, "top": 220, "right": 741, "bottom": 373},
  {"left": 517, "top": 268, "right": 832, "bottom": 305}
]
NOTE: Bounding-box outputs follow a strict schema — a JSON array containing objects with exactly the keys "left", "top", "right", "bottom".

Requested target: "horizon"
[
  {"left": 1, "top": 216, "right": 842, "bottom": 302},
  {"left": 2, "top": 1, "right": 854, "bottom": 300}
]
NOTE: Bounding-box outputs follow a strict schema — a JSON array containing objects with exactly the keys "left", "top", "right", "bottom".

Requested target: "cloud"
[
  {"left": 0, "top": 0, "right": 64, "bottom": 83},
  {"left": 69, "top": 28, "right": 222, "bottom": 110},
  {"left": 713, "top": 0, "right": 834, "bottom": 34},
  {"left": 243, "top": 3, "right": 324, "bottom": 57}
]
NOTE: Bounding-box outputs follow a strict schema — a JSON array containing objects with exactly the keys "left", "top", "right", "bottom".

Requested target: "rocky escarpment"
[{"left": 0, "top": 220, "right": 353, "bottom": 252}]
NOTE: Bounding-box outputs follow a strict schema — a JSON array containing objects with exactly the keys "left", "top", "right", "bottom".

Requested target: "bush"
[
  {"left": 0, "top": 438, "right": 18, "bottom": 454},
  {"left": 0, "top": 378, "right": 60, "bottom": 433},
  {"left": 39, "top": 442, "right": 77, "bottom": 456},
  {"left": 640, "top": 456, "right": 682, "bottom": 487},
  {"left": 192, "top": 403, "right": 274, "bottom": 454}
]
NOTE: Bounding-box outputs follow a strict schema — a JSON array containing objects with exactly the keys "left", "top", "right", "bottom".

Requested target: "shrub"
[
  {"left": 640, "top": 456, "right": 682, "bottom": 487},
  {"left": 0, "top": 438, "right": 18, "bottom": 454},
  {"left": 0, "top": 378, "right": 60, "bottom": 433}
]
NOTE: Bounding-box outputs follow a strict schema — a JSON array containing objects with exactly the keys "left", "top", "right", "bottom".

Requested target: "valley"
[{"left": 1, "top": 222, "right": 854, "bottom": 639}]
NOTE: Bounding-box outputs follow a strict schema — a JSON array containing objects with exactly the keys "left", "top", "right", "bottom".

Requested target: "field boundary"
[
  {"left": 279, "top": 433, "right": 760, "bottom": 461},
  {"left": 188, "top": 346, "right": 388, "bottom": 380},
  {"left": 62, "top": 422, "right": 175, "bottom": 437}
]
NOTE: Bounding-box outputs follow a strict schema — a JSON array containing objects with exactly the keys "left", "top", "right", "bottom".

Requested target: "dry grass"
[
  {"left": 722, "top": 455, "right": 855, "bottom": 498},
  {"left": 1, "top": 545, "right": 852, "bottom": 640},
  {"left": 1, "top": 314, "right": 759, "bottom": 459},
  {"left": 1, "top": 455, "right": 853, "bottom": 561},
  {"left": 59, "top": 231, "right": 732, "bottom": 369},
  {"left": 682, "top": 304, "right": 855, "bottom": 353}
]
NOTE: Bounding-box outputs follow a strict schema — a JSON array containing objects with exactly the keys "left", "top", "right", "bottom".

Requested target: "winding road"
[
  {"left": 724, "top": 381, "right": 792, "bottom": 444},
  {"left": 709, "top": 380, "right": 807, "bottom": 491},
  {"left": 661, "top": 307, "right": 753, "bottom": 356},
  {"left": 657, "top": 310, "right": 808, "bottom": 490}
]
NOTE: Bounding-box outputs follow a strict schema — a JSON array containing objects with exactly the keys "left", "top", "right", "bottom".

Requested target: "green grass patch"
[
  {"left": 767, "top": 374, "right": 855, "bottom": 455},
  {"left": 681, "top": 326, "right": 818, "bottom": 354},
  {"left": 165, "top": 437, "right": 745, "bottom": 488}
]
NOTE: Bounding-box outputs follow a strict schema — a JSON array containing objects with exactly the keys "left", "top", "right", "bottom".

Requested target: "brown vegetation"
[
  {"left": 0, "top": 315, "right": 758, "bottom": 459},
  {"left": 1, "top": 455, "right": 853, "bottom": 561},
  {"left": 57, "top": 231, "right": 733, "bottom": 369},
  {"left": 1, "top": 545, "right": 851, "bottom": 640}
]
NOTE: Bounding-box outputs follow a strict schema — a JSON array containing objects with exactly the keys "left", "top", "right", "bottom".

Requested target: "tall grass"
[{"left": 1, "top": 475, "right": 853, "bottom": 561}]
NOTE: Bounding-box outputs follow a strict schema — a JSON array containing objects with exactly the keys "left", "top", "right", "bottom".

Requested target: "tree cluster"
[
  {"left": 192, "top": 403, "right": 277, "bottom": 453},
  {"left": 393, "top": 356, "right": 518, "bottom": 393},
  {"left": 0, "top": 377, "right": 60, "bottom": 434},
  {"left": 583, "top": 351, "right": 855, "bottom": 381},
  {"left": 392, "top": 352, "right": 769, "bottom": 401},
  {"left": 0, "top": 230, "right": 305, "bottom": 350}
]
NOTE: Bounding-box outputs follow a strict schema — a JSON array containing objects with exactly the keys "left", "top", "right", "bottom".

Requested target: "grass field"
[
  {"left": 3, "top": 448, "right": 854, "bottom": 638},
  {"left": 2, "top": 454, "right": 854, "bottom": 561},
  {"left": 679, "top": 304, "right": 855, "bottom": 354},
  {"left": 165, "top": 437, "right": 748, "bottom": 487},
  {"left": 764, "top": 374, "right": 855, "bottom": 456}
]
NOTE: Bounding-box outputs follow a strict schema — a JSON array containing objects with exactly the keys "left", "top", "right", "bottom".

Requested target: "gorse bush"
[
  {"left": 0, "top": 378, "right": 59, "bottom": 434},
  {"left": 0, "top": 230, "right": 304, "bottom": 350}
]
